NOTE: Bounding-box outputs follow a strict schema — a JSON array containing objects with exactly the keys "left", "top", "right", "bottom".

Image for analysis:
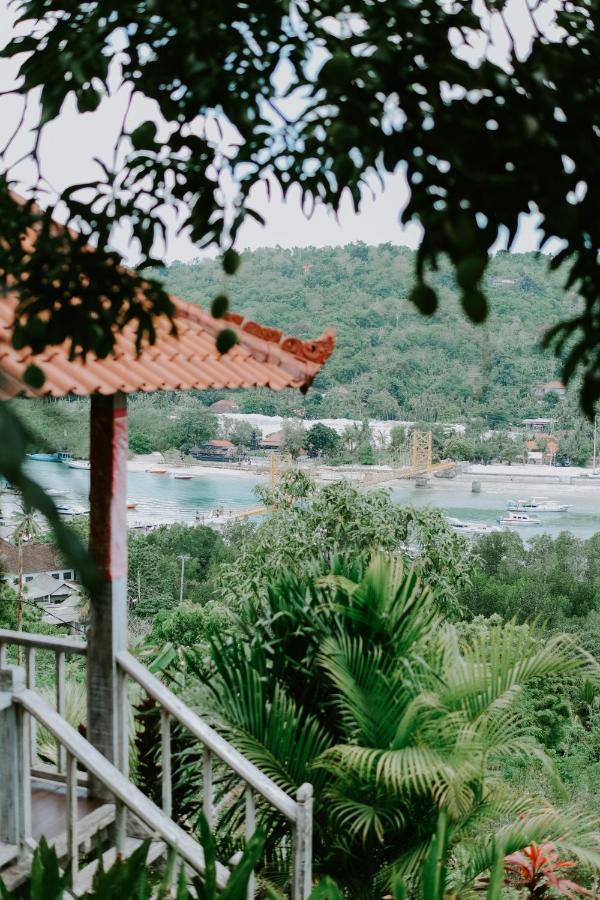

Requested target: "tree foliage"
[
  {"left": 1, "top": 2, "right": 600, "bottom": 413},
  {"left": 182, "top": 554, "right": 600, "bottom": 896}
]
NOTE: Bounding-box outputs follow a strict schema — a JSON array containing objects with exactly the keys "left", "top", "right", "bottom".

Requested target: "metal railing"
[
  {"left": 0, "top": 631, "right": 313, "bottom": 898},
  {"left": 117, "top": 649, "right": 313, "bottom": 899},
  {"left": 0, "top": 630, "right": 87, "bottom": 779},
  {"left": 15, "top": 687, "right": 229, "bottom": 890}
]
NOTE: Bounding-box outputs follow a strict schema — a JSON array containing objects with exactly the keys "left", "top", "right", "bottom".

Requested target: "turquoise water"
[
  {"left": 14, "top": 462, "right": 600, "bottom": 537},
  {"left": 388, "top": 478, "right": 600, "bottom": 539},
  {"left": 22, "top": 461, "right": 265, "bottom": 525}
]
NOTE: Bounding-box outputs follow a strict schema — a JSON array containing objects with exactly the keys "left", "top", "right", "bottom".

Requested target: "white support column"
[
  {"left": 292, "top": 783, "right": 313, "bottom": 900},
  {"left": 0, "top": 666, "right": 31, "bottom": 848},
  {"left": 87, "top": 393, "right": 128, "bottom": 799}
]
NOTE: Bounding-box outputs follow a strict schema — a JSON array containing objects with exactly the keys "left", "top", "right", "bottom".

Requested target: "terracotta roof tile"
[
  {"left": 0, "top": 537, "right": 63, "bottom": 576},
  {"left": 0, "top": 282, "right": 335, "bottom": 400}
]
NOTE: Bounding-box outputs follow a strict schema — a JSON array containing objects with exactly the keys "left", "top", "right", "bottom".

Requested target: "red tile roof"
[
  {"left": 0, "top": 292, "right": 335, "bottom": 399},
  {"left": 0, "top": 194, "right": 335, "bottom": 398},
  {"left": 0, "top": 537, "right": 63, "bottom": 576},
  {"left": 207, "top": 439, "right": 235, "bottom": 449}
]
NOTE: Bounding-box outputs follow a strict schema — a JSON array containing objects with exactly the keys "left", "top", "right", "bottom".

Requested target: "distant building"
[
  {"left": 0, "top": 537, "right": 77, "bottom": 587},
  {"left": 536, "top": 380, "right": 567, "bottom": 398},
  {"left": 259, "top": 430, "right": 284, "bottom": 451},
  {"left": 209, "top": 399, "right": 239, "bottom": 414},
  {"left": 522, "top": 418, "right": 556, "bottom": 432},
  {"left": 189, "top": 439, "right": 238, "bottom": 461},
  {"left": 526, "top": 433, "right": 560, "bottom": 465}
]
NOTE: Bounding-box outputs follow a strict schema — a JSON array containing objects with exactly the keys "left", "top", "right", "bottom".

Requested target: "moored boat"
[
  {"left": 173, "top": 473, "right": 193, "bottom": 480},
  {"left": 497, "top": 512, "right": 542, "bottom": 527},
  {"left": 148, "top": 467, "right": 168, "bottom": 474},
  {"left": 127, "top": 500, "right": 138, "bottom": 510},
  {"left": 507, "top": 497, "right": 570, "bottom": 513},
  {"left": 28, "top": 452, "right": 71, "bottom": 463},
  {"left": 66, "top": 459, "right": 90, "bottom": 470},
  {"left": 446, "top": 517, "right": 499, "bottom": 536},
  {"left": 56, "top": 504, "right": 89, "bottom": 516}
]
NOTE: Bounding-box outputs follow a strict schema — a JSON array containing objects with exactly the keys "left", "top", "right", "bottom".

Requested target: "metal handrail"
[
  {"left": 117, "top": 649, "right": 313, "bottom": 898},
  {"left": 0, "top": 630, "right": 87, "bottom": 655},
  {"left": 15, "top": 687, "right": 229, "bottom": 889},
  {"left": 0, "top": 628, "right": 87, "bottom": 774},
  {"left": 117, "top": 649, "right": 298, "bottom": 821}
]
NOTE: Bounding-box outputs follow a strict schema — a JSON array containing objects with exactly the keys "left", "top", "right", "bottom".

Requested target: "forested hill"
[{"left": 158, "top": 245, "right": 575, "bottom": 425}]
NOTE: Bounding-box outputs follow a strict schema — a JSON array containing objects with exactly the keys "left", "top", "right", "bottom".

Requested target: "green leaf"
[
  {"left": 131, "top": 121, "right": 157, "bottom": 150},
  {"left": 211, "top": 294, "right": 229, "bottom": 318},
  {"left": 460, "top": 288, "right": 488, "bottom": 323},
  {"left": 409, "top": 284, "right": 438, "bottom": 315},
  {"left": 222, "top": 249, "right": 241, "bottom": 276},
  {"left": 23, "top": 363, "right": 46, "bottom": 389},
  {"left": 456, "top": 254, "right": 487, "bottom": 290},
  {"left": 216, "top": 328, "right": 239, "bottom": 354}
]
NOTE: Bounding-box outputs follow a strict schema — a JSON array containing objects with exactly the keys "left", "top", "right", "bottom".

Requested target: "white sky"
[{"left": 0, "top": 0, "right": 561, "bottom": 263}]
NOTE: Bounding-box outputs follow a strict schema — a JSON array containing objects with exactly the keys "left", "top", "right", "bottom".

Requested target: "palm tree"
[
  {"left": 13, "top": 503, "right": 41, "bottom": 639},
  {"left": 182, "top": 554, "right": 600, "bottom": 896}
]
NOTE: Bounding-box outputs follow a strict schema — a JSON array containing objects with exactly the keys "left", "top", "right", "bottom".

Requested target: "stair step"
[
  {"left": 0, "top": 841, "right": 19, "bottom": 869},
  {"left": 72, "top": 838, "right": 166, "bottom": 896},
  {"left": 0, "top": 805, "right": 115, "bottom": 891}
]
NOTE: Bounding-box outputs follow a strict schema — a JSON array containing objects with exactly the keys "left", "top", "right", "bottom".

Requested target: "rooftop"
[
  {"left": 0, "top": 294, "right": 335, "bottom": 399},
  {"left": 0, "top": 537, "right": 63, "bottom": 576}
]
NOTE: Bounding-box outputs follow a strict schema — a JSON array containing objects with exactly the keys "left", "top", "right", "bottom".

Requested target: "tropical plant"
[
  {"left": 503, "top": 842, "right": 592, "bottom": 898},
  {"left": 180, "top": 554, "right": 600, "bottom": 896},
  {"left": 0, "top": 824, "right": 265, "bottom": 900},
  {"left": 217, "top": 473, "right": 473, "bottom": 620}
]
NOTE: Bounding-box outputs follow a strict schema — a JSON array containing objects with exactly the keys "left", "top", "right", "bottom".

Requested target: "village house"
[
  {"left": 208, "top": 398, "right": 239, "bottom": 414},
  {"left": 522, "top": 417, "right": 556, "bottom": 433},
  {"left": 189, "top": 438, "right": 239, "bottom": 461},
  {"left": 536, "top": 379, "right": 567, "bottom": 398},
  {"left": 526, "top": 433, "right": 560, "bottom": 465},
  {"left": 0, "top": 536, "right": 77, "bottom": 587},
  {"left": 260, "top": 429, "right": 285, "bottom": 451}
]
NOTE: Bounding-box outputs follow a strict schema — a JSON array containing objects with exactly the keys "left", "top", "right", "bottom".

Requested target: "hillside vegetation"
[{"left": 159, "top": 245, "right": 576, "bottom": 425}]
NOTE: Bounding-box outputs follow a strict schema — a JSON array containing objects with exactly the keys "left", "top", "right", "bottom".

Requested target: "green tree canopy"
[{"left": 1, "top": 1, "right": 600, "bottom": 413}]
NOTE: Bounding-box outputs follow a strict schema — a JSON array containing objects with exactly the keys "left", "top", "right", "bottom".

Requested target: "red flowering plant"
[{"left": 503, "top": 842, "right": 592, "bottom": 899}]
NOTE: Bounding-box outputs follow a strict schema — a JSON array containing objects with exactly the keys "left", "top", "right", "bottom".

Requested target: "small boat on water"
[
  {"left": 173, "top": 473, "right": 193, "bottom": 480},
  {"left": 46, "top": 488, "right": 68, "bottom": 497},
  {"left": 148, "top": 467, "right": 168, "bottom": 475},
  {"left": 446, "top": 517, "right": 499, "bottom": 536},
  {"left": 507, "top": 497, "right": 570, "bottom": 513},
  {"left": 127, "top": 500, "right": 138, "bottom": 510},
  {"left": 66, "top": 459, "right": 90, "bottom": 470},
  {"left": 28, "top": 452, "right": 72, "bottom": 463},
  {"left": 497, "top": 512, "right": 542, "bottom": 527},
  {"left": 56, "top": 504, "right": 89, "bottom": 517}
]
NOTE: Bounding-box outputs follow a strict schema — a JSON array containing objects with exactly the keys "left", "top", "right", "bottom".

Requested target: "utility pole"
[{"left": 177, "top": 554, "right": 190, "bottom": 604}]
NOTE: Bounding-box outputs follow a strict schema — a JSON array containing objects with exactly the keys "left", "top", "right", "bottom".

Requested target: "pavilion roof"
[
  {"left": 0, "top": 293, "right": 335, "bottom": 399},
  {"left": 1, "top": 193, "right": 335, "bottom": 399}
]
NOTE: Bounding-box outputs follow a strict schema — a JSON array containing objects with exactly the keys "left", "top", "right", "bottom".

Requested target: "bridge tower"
[{"left": 411, "top": 430, "right": 433, "bottom": 472}]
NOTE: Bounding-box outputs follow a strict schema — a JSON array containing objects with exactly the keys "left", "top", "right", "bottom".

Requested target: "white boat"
[
  {"left": 66, "top": 459, "right": 90, "bottom": 470},
  {"left": 446, "top": 517, "right": 499, "bottom": 536},
  {"left": 56, "top": 504, "right": 89, "bottom": 516},
  {"left": 497, "top": 512, "right": 542, "bottom": 527},
  {"left": 507, "top": 497, "right": 570, "bottom": 513},
  {"left": 173, "top": 473, "right": 193, "bottom": 480},
  {"left": 46, "top": 489, "right": 68, "bottom": 497}
]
